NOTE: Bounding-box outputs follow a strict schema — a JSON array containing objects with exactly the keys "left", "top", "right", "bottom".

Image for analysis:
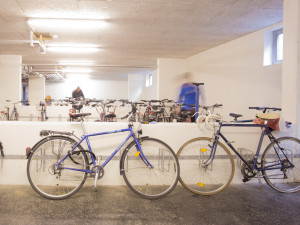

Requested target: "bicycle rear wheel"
[
  {"left": 177, "top": 137, "right": 234, "bottom": 195},
  {"left": 262, "top": 137, "right": 300, "bottom": 193},
  {"left": 121, "top": 137, "right": 179, "bottom": 199},
  {"left": 0, "top": 112, "right": 7, "bottom": 121},
  {"left": 0, "top": 141, "right": 4, "bottom": 158},
  {"left": 27, "top": 136, "right": 89, "bottom": 200}
]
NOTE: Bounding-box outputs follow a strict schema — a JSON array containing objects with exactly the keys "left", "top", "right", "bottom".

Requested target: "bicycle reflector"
[{"left": 26, "top": 147, "right": 32, "bottom": 158}]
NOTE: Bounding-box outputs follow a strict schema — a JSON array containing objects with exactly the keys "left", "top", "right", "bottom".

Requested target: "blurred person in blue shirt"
[{"left": 177, "top": 72, "right": 206, "bottom": 122}]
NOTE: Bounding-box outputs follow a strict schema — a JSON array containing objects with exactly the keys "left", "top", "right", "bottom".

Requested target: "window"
[
  {"left": 263, "top": 26, "right": 283, "bottom": 66},
  {"left": 273, "top": 28, "right": 283, "bottom": 63},
  {"left": 146, "top": 74, "right": 152, "bottom": 87}
]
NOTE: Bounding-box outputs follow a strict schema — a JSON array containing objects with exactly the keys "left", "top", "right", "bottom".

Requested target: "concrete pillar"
[
  {"left": 282, "top": 0, "right": 300, "bottom": 136},
  {"left": 28, "top": 76, "right": 45, "bottom": 106},
  {"left": 0, "top": 55, "right": 22, "bottom": 109}
]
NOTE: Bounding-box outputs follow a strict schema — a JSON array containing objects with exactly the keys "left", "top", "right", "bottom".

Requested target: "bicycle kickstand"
[{"left": 256, "top": 171, "right": 263, "bottom": 187}]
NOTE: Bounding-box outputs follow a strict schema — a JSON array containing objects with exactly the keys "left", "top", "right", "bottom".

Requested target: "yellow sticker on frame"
[{"left": 134, "top": 151, "right": 140, "bottom": 157}]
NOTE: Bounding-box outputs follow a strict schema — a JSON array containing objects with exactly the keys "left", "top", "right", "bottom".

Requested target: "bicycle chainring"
[
  {"left": 91, "top": 165, "right": 104, "bottom": 179},
  {"left": 241, "top": 159, "right": 256, "bottom": 179}
]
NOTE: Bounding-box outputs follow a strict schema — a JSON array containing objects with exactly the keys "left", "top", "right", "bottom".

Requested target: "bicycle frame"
[
  {"left": 207, "top": 121, "right": 290, "bottom": 173},
  {"left": 56, "top": 125, "right": 153, "bottom": 173}
]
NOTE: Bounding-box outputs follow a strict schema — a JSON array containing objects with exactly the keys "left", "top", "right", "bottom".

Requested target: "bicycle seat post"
[
  {"left": 80, "top": 118, "right": 87, "bottom": 135},
  {"left": 192, "top": 83, "right": 204, "bottom": 121}
]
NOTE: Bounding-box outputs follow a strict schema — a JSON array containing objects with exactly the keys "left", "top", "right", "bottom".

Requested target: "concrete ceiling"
[{"left": 0, "top": 0, "right": 283, "bottom": 81}]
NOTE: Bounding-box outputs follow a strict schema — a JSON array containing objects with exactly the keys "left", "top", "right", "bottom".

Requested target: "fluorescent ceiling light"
[
  {"left": 66, "top": 73, "right": 91, "bottom": 77},
  {"left": 58, "top": 61, "right": 95, "bottom": 66},
  {"left": 47, "top": 46, "right": 99, "bottom": 53},
  {"left": 62, "top": 68, "right": 93, "bottom": 73},
  {"left": 28, "top": 18, "right": 108, "bottom": 31},
  {"left": 29, "top": 12, "right": 109, "bottom": 20},
  {"left": 48, "top": 43, "right": 100, "bottom": 48}
]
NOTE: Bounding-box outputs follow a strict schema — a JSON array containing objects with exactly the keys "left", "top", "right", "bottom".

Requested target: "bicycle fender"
[
  {"left": 26, "top": 135, "right": 78, "bottom": 159},
  {"left": 119, "top": 136, "right": 149, "bottom": 175},
  {"left": 40, "top": 130, "right": 74, "bottom": 137}
]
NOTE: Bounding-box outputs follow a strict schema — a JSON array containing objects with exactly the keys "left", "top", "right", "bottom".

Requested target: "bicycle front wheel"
[
  {"left": 177, "top": 137, "right": 235, "bottom": 195},
  {"left": 0, "top": 113, "right": 7, "bottom": 121},
  {"left": 262, "top": 137, "right": 300, "bottom": 193},
  {"left": 27, "top": 136, "right": 89, "bottom": 200},
  {"left": 121, "top": 137, "right": 179, "bottom": 199}
]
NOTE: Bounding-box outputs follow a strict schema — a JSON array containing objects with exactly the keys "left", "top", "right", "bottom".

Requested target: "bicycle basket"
[{"left": 254, "top": 113, "right": 280, "bottom": 131}]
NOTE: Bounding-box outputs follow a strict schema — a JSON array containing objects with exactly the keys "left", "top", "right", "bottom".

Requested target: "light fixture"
[
  {"left": 48, "top": 43, "right": 100, "bottom": 48},
  {"left": 62, "top": 68, "right": 93, "bottom": 73},
  {"left": 27, "top": 18, "right": 108, "bottom": 31},
  {"left": 47, "top": 46, "right": 100, "bottom": 53},
  {"left": 58, "top": 61, "right": 96, "bottom": 66}
]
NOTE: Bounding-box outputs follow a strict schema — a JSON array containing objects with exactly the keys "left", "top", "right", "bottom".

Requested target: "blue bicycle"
[{"left": 26, "top": 105, "right": 179, "bottom": 200}]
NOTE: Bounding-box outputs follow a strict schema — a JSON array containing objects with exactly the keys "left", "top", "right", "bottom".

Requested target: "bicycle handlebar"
[{"left": 249, "top": 107, "right": 281, "bottom": 113}]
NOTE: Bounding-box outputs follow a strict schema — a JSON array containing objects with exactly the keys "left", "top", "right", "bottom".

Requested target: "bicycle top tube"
[{"left": 57, "top": 124, "right": 138, "bottom": 172}]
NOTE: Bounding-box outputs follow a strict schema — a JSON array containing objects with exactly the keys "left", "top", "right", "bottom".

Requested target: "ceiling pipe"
[
  {"left": 0, "top": 40, "right": 39, "bottom": 45},
  {"left": 22, "top": 63, "right": 157, "bottom": 69}
]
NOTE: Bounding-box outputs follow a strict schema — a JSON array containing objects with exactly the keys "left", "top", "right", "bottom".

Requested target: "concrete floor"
[{"left": 0, "top": 184, "right": 299, "bottom": 225}]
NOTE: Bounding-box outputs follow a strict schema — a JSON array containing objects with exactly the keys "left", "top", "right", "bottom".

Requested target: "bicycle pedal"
[{"left": 242, "top": 177, "right": 250, "bottom": 183}]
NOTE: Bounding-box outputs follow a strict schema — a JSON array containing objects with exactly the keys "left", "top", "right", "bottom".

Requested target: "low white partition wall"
[
  {"left": 16, "top": 105, "right": 132, "bottom": 122},
  {"left": 0, "top": 121, "right": 296, "bottom": 186}
]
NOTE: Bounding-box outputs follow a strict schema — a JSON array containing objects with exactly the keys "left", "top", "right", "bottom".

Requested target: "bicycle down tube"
[
  {"left": 206, "top": 122, "right": 276, "bottom": 172},
  {"left": 56, "top": 126, "right": 153, "bottom": 173}
]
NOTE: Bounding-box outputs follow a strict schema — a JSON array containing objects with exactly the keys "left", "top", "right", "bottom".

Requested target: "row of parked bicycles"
[
  {"left": 0, "top": 98, "right": 216, "bottom": 123},
  {"left": 59, "top": 97, "right": 222, "bottom": 123},
  {"left": 24, "top": 102, "right": 300, "bottom": 201}
]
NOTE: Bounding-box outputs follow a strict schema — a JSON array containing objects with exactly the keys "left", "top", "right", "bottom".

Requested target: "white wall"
[
  {"left": 187, "top": 25, "right": 282, "bottom": 120},
  {"left": 46, "top": 78, "right": 128, "bottom": 100},
  {"left": 157, "top": 58, "right": 188, "bottom": 100},
  {"left": 143, "top": 70, "right": 158, "bottom": 100},
  {"left": 0, "top": 55, "right": 22, "bottom": 109},
  {"left": 157, "top": 25, "right": 282, "bottom": 121},
  {"left": 128, "top": 74, "right": 146, "bottom": 102},
  {"left": 28, "top": 76, "right": 45, "bottom": 106},
  {"left": 282, "top": 0, "right": 300, "bottom": 127}
]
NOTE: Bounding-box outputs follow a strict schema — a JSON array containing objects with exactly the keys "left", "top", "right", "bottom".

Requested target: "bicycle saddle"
[
  {"left": 192, "top": 82, "right": 204, "bottom": 87},
  {"left": 69, "top": 112, "right": 91, "bottom": 119},
  {"left": 181, "top": 110, "right": 193, "bottom": 118},
  {"left": 72, "top": 104, "right": 83, "bottom": 110},
  {"left": 105, "top": 113, "right": 116, "bottom": 118},
  {"left": 229, "top": 113, "right": 242, "bottom": 120}
]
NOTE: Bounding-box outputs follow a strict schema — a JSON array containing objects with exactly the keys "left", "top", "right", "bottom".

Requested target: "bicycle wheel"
[
  {"left": 15, "top": 111, "right": 19, "bottom": 120},
  {"left": 0, "top": 112, "right": 7, "bottom": 121},
  {"left": 0, "top": 141, "right": 4, "bottom": 158},
  {"left": 27, "top": 136, "right": 89, "bottom": 200},
  {"left": 177, "top": 137, "right": 234, "bottom": 195},
  {"left": 261, "top": 137, "right": 300, "bottom": 193},
  {"left": 121, "top": 137, "right": 179, "bottom": 199}
]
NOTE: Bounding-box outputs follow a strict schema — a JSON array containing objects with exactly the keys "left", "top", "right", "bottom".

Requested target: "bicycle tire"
[
  {"left": 0, "top": 113, "right": 7, "bottom": 121},
  {"left": 27, "top": 136, "right": 89, "bottom": 200},
  {"left": 0, "top": 141, "right": 4, "bottom": 158},
  {"left": 120, "top": 137, "right": 179, "bottom": 199},
  {"left": 15, "top": 111, "right": 19, "bottom": 121},
  {"left": 261, "top": 136, "right": 300, "bottom": 193},
  {"left": 177, "top": 137, "right": 235, "bottom": 195}
]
